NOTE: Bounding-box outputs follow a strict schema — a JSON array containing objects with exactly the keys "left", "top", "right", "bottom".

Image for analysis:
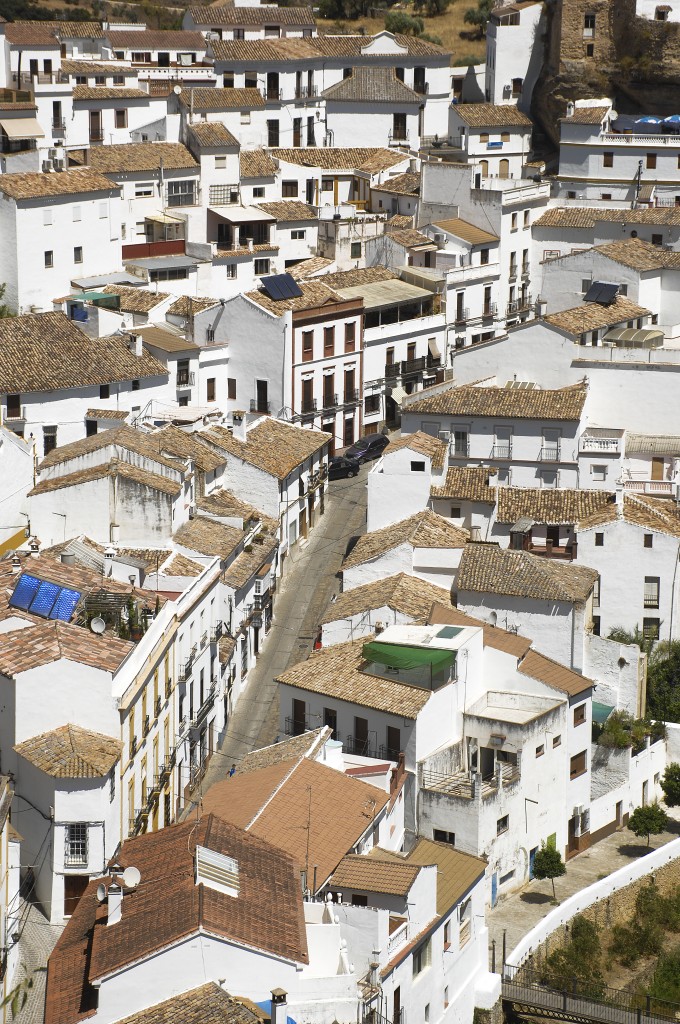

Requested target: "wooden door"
[
  {"left": 652, "top": 457, "right": 664, "bottom": 480},
  {"left": 64, "top": 875, "right": 89, "bottom": 917},
  {"left": 292, "top": 698, "right": 307, "bottom": 735},
  {"left": 393, "top": 986, "right": 401, "bottom": 1023}
]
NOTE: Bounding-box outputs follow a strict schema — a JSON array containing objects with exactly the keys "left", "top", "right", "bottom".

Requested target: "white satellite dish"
[
  {"left": 96, "top": 883, "right": 107, "bottom": 903},
  {"left": 122, "top": 865, "right": 141, "bottom": 889},
  {"left": 173, "top": 84, "right": 182, "bottom": 95},
  {"left": 90, "top": 617, "right": 106, "bottom": 634}
]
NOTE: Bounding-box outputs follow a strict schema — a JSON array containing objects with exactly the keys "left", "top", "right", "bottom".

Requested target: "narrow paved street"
[{"left": 194, "top": 467, "right": 368, "bottom": 799}]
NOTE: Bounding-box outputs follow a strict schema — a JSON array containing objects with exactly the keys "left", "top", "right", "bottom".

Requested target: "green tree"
[
  {"left": 413, "top": 0, "right": 450, "bottom": 15},
  {"left": 532, "top": 842, "right": 566, "bottom": 899},
  {"left": 660, "top": 761, "right": 680, "bottom": 807},
  {"left": 542, "top": 916, "right": 605, "bottom": 997},
  {"left": 463, "top": 0, "right": 494, "bottom": 36},
  {"left": 627, "top": 802, "right": 668, "bottom": 846},
  {"left": 385, "top": 11, "right": 424, "bottom": 35}
]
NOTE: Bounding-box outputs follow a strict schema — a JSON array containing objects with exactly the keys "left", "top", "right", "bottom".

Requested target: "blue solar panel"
[
  {"left": 29, "top": 580, "right": 61, "bottom": 618},
  {"left": 261, "top": 273, "right": 303, "bottom": 301},
  {"left": 8, "top": 573, "right": 41, "bottom": 611},
  {"left": 49, "top": 587, "right": 81, "bottom": 622}
]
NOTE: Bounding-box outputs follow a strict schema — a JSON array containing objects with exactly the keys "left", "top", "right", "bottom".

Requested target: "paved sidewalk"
[
  {"left": 11, "top": 899, "right": 64, "bottom": 1024},
  {"left": 190, "top": 469, "right": 368, "bottom": 803},
  {"left": 488, "top": 809, "right": 680, "bottom": 966}
]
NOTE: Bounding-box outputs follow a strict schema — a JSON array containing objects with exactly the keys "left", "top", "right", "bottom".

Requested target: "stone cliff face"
[{"left": 531, "top": 0, "right": 680, "bottom": 146}]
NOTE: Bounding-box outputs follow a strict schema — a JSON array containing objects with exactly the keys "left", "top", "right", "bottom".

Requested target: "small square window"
[
  {"left": 644, "top": 533, "right": 654, "bottom": 548},
  {"left": 253, "top": 187, "right": 265, "bottom": 198},
  {"left": 585, "top": 43, "right": 594, "bottom": 56},
  {"left": 574, "top": 703, "right": 586, "bottom": 726},
  {"left": 553, "top": 734, "right": 561, "bottom": 747},
  {"left": 410, "top": 460, "right": 426, "bottom": 472},
  {"left": 591, "top": 464, "right": 607, "bottom": 481},
  {"left": 497, "top": 815, "right": 509, "bottom": 835},
  {"left": 254, "top": 259, "right": 270, "bottom": 276},
  {"left": 652, "top": 233, "right": 663, "bottom": 246},
  {"left": 595, "top": 532, "right": 604, "bottom": 546},
  {"left": 215, "top": 155, "right": 227, "bottom": 169},
  {"left": 74, "top": 246, "right": 83, "bottom": 264},
  {"left": 603, "top": 152, "right": 613, "bottom": 167},
  {"left": 240, "top": 110, "right": 251, "bottom": 124},
  {"left": 44, "top": 250, "right": 54, "bottom": 268},
  {"left": 450, "top": 506, "right": 461, "bottom": 518},
  {"left": 433, "top": 829, "right": 455, "bottom": 845},
  {"left": 350, "top": 241, "right": 361, "bottom": 259},
  {"left": 131, "top": 379, "right": 140, "bottom": 391},
  {"left": 536, "top": 744, "right": 544, "bottom": 757},
  {"left": 570, "top": 750, "right": 587, "bottom": 779}
]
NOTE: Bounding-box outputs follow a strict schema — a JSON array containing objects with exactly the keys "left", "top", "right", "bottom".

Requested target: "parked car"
[
  {"left": 345, "top": 433, "right": 390, "bottom": 463},
  {"left": 328, "top": 455, "right": 361, "bottom": 480}
]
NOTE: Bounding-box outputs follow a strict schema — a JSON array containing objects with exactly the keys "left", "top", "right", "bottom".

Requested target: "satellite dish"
[
  {"left": 122, "top": 866, "right": 141, "bottom": 889},
  {"left": 173, "top": 84, "right": 182, "bottom": 95},
  {"left": 96, "top": 883, "right": 107, "bottom": 903},
  {"left": 91, "top": 617, "right": 106, "bottom": 634}
]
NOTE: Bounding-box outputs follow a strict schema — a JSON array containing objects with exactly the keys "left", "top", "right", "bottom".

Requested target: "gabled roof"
[
  {"left": 202, "top": 757, "right": 389, "bottom": 888},
  {"left": 496, "top": 487, "right": 614, "bottom": 525},
  {"left": 579, "top": 492, "right": 680, "bottom": 538},
  {"left": 270, "top": 146, "right": 406, "bottom": 173},
  {"left": 543, "top": 296, "right": 650, "bottom": 335},
  {"left": 343, "top": 510, "right": 467, "bottom": 570},
  {"left": 174, "top": 516, "right": 242, "bottom": 561},
  {"left": 431, "top": 217, "right": 498, "bottom": 245},
  {"left": 204, "top": 419, "right": 331, "bottom": 480},
  {"left": 84, "top": 142, "right": 198, "bottom": 174},
  {"left": 189, "top": 4, "right": 315, "bottom": 24},
  {"left": 384, "top": 430, "right": 447, "bottom": 471},
  {"left": 222, "top": 531, "right": 278, "bottom": 590},
  {"left": 106, "top": 29, "right": 205, "bottom": 48},
  {"left": 518, "top": 649, "right": 592, "bottom": 698},
  {"left": 0, "top": 168, "right": 119, "bottom": 201},
  {"left": 431, "top": 466, "right": 497, "bottom": 504},
  {"left": 534, "top": 206, "right": 680, "bottom": 229},
  {"left": 113, "top": 984, "right": 267, "bottom": 1024},
  {"left": 561, "top": 104, "right": 610, "bottom": 124},
  {"left": 196, "top": 489, "right": 278, "bottom": 532},
  {"left": 0, "top": 313, "right": 167, "bottom": 394},
  {"left": 161, "top": 552, "right": 203, "bottom": 577},
  {"left": 457, "top": 543, "right": 598, "bottom": 602},
  {"left": 14, "top": 724, "right": 121, "bottom": 778},
  {"left": 181, "top": 87, "right": 265, "bottom": 111},
  {"left": 331, "top": 854, "right": 421, "bottom": 896},
  {"left": 321, "top": 572, "right": 451, "bottom": 625},
  {"left": 100, "top": 285, "right": 171, "bottom": 312},
  {"left": 404, "top": 380, "right": 588, "bottom": 421},
  {"left": 428, "top": 601, "right": 531, "bottom": 658},
  {"left": 212, "top": 32, "right": 447, "bottom": 62},
  {"left": 45, "top": 817, "right": 309, "bottom": 1024},
  {"left": 239, "top": 149, "right": 277, "bottom": 178},
  {"left": 72, "top": 86, "right": 148, "bottom": 101},
  {"left": 28, "top": 460, "right": 182, "bottom": 498},
  {"left": 188, "top": 121, "right": 239, "bottom": 148},
  {"left": 39, "top": 424, "right": 183, "bottom": 471},
  {"left": 151, "top": 425, "right": 225, "bottom": 473},
  {"left": 238, "top": 726, "right": 331, "bottom": 775},
  {"left": 373, "top": 171, "right": 420, "bottom": 195},
  {"left": 452, "top": 102, "right": 532, "bottom": 127},
  {"left": 276, "top": 636, "right": 433, "bottom": 719},
  {"left": 591, "top": 237, "right": 672, "bottom": 272},
  {"left": 255, "top": 199, "right": 317, "bottom": 221},
  {"left": 323, "top": 66, "right": 420, "bottom": 103},
  {"left": 11, "top": 19, "right": 103, "bottom": 39},
  {"left": 406, "top": 838, "right": 486, "bottom": 914},
  {"left": 0, "top": 621, "right": 133, "bottom": 676}
]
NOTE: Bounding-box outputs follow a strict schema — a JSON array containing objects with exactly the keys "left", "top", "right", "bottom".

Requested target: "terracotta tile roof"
[
  {"left": 238, "top": 727, "right": 331, "bottom": 774},
  {"left": 212, "top": 36, "right": 319, "bottom": 60},
  {"left": 174, "top": 516, "right": 242, "bottom": 560},
  {"left": 167, "top": 294, "right": 220, "bottom": 315},
  {"left": 0, "top": 101, "right": 36, "bottom": 111},
  {"left": 183, "top": 87, "right": 265, "bottom": 112},
  {"left": 323, "top": 66, "right": 419, "bottom": 102},
  {"left": 256, "top": 199, "right": 317, "bottom": 221},
  {"left": 107, "top": 29, "right": 205, "bottom": 49},
  {"left": 385, "top": 228, "right": 434, "bottom": 248},
  {"left": 45, "top": 817, "right": 309, "bottom": 1024},
  {"left": 245, "top": 279, "right": 341, "bottom": 315},
  {"left": 386, "top": 213, "right": 414, "bottom": 228},
  {"left": 343, "top": 510, "right": 468, "bottom": 570},
  {"left": 191, "top": 4, "right": 315, "bottom": 24},
  {"left": 20, "top": 19, "right": 103, "bottom": 38},
  {"left": 496, "top": 487, "right": 614, "bottom": 525},
  {"left": 61, "top": 59, "right": 137, "bottom": 76},
  {"left": 321, "top": 572, "right": 451, "bottom": 625},
  {"left": 152, "top": 425, "right": 225, "bottom": 473},
  {"left": 85, "top": 408, "right": 129, "bottom": 421},
  {"left": 405, "top": 838, "right": 486, "bottom": 915},
  {"left": 28, "top": 460, "right": 182, "bottom": 498},
  {"left": 161, "top": 552, "right": 203, "bottom": 577},
  {"left": 544, "top": 296, "right": 650, "bottom": 335},
  {"left": 0, "top": 621, "right": 133, "bottom": 676},
  {"left": 318, "top": 265, "right": 396, "bottom": 290},
  {"left": 404, "top": 380, "right": 588, "bottom": 421},
  {"left": 270, "top": 147, "right": 406, "bottom": 173},
  {"left": 453, "top": 102, "right": 532, "bottom": 127},
  {"left": 428, "top": 601, "right": 531, "bottom": 658},
  {"left": 373, "top": 171, "right": 420, "bottom": 195},
  {"left": 289, "top": 255, "right": 334, "bottom": 279},
  {"left": 114, "top": 983, "right": 267, "bottom": 1024},
  {"left": 315, "top": 32, "right": 449, "bottom": 56},
  {"left": 4, "top": 22, "right": 60, "bottom": 44},
  {"left": 458, "top": 543, "right": 598, "bottom": 602},
  {"left": 240, "top": 148, "right": 278, "bottom": 178},
  {"left": 204, "top": 419, "right": 330, "bottom": 480},
  {"left": 100, "top": 285, "right": 170, "bottom": 312},
  {"left": 562, "top": 105, "right": 610, "bottom": 124},
  {"left": 519, "top": 649, "right": 592, "bottom": 697},
  {"left": 203, "top": 757, "right": 389, "bottom": 887},
  {"left": 188, "top": 121, "right": 239, "bottom": 148},
  {"left": 218, "top": 633, "right": 237, "bottom": 664},
  {"left": 579, "top": 492, "right": 680, "bottom": 537},
  {"left": 196, "top": 489, "right": 277, "bottom": 532},
  {"left": 0, "top": 313, "right": 167, "bottom": 393},
  {"left": 431, "top": 466, "right": 497, "bottom": 503},
  {"left": 137, "top": 325, "right": 197, "bottom": 353},
  {"left": 14, "top": 724, "right": 121, "bottom": 778},
  {"left": 117, "top": 547, "right": 170, "bottom": 571},
  {"left": 73, "top": 86, "right": 148, "bottom": 100},
  {"left": 216, "top": 242, "right": 280, "bottom": 258},
  {"left": 332, "top": 854, "right": 420, "bottom": 895},
  {"left": 534, "top": 206, "right": 680, "bottom": 229},
  {"left": 39, "top": 424, "right": 183, "bottom": 471},
  {"left": 592, "top": 237, "right": 672, "bottom": 272},
  {"left": 384, "top": 431, "right": 447, "bottom": 471},
  {"left": 0, "top": 168, "right": 119, "bottom": 201},
  {"left": 86, "top": 142, "right": 198, "bottom": 173},
  {"left": 431, "top": 217, "right": 498, "bottom": 245},
  {"left": 222, "top": 532, "right": 278, "bottom": 589},
  {"left": 0, "top": 551, "right": 155, "bottom": 604},
  {"left": 276, "top": 636, "right": 432, "bottom": 718}
]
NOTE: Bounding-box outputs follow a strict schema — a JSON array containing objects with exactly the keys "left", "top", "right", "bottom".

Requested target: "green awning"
[
  {"left": 362, "top": 641, "right": 455, "bottom": 672},
  {"left": 592, "top": 701, "right": 615, "bottom": 724}
]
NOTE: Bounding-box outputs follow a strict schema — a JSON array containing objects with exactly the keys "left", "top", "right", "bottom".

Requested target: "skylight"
[{"left": 9, "top": 574, "right": 81, "bottom": 621}]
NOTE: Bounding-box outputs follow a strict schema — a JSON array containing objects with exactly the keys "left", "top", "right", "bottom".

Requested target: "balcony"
[
  {"left": 165, "top": 676, "right": 173, "bottom": 699},
  {"left": 128, "top": 807, "right": 149, "bottom": 838},
  {"left": 482, "top": 302, "right": 497, "bottom": 318},
  {"left": 301, "top": 398, "right": 317, "bottom": 415},
  {"left": 142, "top": 714, "right": 150, "bottom": 738},
  {"left": 343, "top": 388, "right": 360, "bottom": 405},
  {"left": 451, "top": 442, "right": 470, "bottom": 459},
  {"left": 344, "top": 735, "right": 378, "bottom": 758},
  {"left": 387, "top": 917, "right": 409, "bottom": 955},
  {"left": 294, "top": 84, "right": 319, "bottom": 99},
  {"left": 385, "top": 362, "right": 400, "bottom": 380},
  {"left": 539, "top": 446, "right": 561, "bottom": 462},
  {"left": 455, "top": 307, "right": 470, "bottom": 325},
  {"left": 178, "top": 660, "right": 193, "bottom": 682},
  {"left": 250, "top": 398, "right": 271, "bottom": 414},
  {"left": 52, "top": 117, "right": 66, "bottom": 131},
  {"left": 507, "top": 294, "right": 532, "bottom": 316},
  {"left": 421, "top": 761, "right": 520, "bottom": 800},
  {"left": 322, "top": 392, "right": 338, "bottom": 410},
  {"left": 264, "top": 87, "right": 283, "bottom": 102},
  {"left": 176, "top": 370, "right": 195, "bottom": 389},
  {"left": 285, "top": 715, "right": 313, "bottom": 736},
  {"left": 388, "top": 130, "right": 409, "bottom": 147},
  {"left": 155, "top": 695, "right": 162, "bottom": 718},
  {"left": 624, "top": 479, "right": 676, "bottom": 496},
  {"left": 129, "top": 735, "right": 137, "bottom": 758},
  {"left": 580, "top": 433, "right": 621, "bottom": 453},
  {"left": 401, "top": 356, "right": 427, "bottom": 376},
  {"left": 379, "top": 744, "right": 401, "bottom": 761},
  {"left": 210, "top": 621, "right": 223, "bottom": 643},
  {"left": 192, "top": 684, "right": 216, "bottom": 728},
  {"left": 491, "top": 443, "right": 512, "bottom": 459},
  {"left": 527, "top": 539, "right": 577, "bottom": 561},
  {"left": 209, "top": 184, "right": 240, "bottom": 206},
  {"left": 89, "top": 128, "right": 105, "bottom": 142},
  {"left": 64, "top": 844, "right": 88, "bottom": 868},
  {"left": 421, "top": 133, "right": 464, "bottom": 151}
]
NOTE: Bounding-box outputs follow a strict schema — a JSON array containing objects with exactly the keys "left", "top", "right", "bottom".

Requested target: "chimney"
[
  {"left": 129, "top": 333, "right": 143, "bottom": 358},
  {"left": 60, "top": 551, "right": 75, "bottom": 567},
  {"left": 107, "top": 882, "right": 123, "bottom": 926},
  {"left": 231, "top": 413, "right": 247, "bottom": 442},
  {"left": 615, "top": 478, "right": 624, "bottom": 514},
  {"left": 104, "top": 546, "right": 115, "bottom": 577},
  {"left": 469, "top": 525, "right": 481, "bottom": 543},
  {"left": 270, "top": 989, "right": 288, "bottom": 1024},
  {"left": 28, "top": 538, "right": 40, "bottom": 558},
  {"left": 11, "top": 555, "right": 21, "bottom": 575}
]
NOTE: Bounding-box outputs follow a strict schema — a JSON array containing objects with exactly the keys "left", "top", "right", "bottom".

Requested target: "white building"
[
  {"left": 182, "top": 4, "right": 317, "bottom": 39},
  {"left": 447, "top": 103, "right": 533, "bottom": 179},
  {"left": 485, "top": 1, "right": 546, "bottom": 110}
]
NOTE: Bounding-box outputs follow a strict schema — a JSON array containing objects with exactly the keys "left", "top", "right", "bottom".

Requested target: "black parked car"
[
  {"left": 345, "top": 433, "right": 390, "bottom": 463},
  {"left": 328, "top": 455, "right": 361, "bottom": 480}
]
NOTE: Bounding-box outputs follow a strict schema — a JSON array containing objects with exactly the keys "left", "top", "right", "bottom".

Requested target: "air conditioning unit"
[
  {"left": 48, "top": 148, "right": 58, "bottom": 160},
  {"left": 433, "top": 233, "right": 443, "bottom": 242},
  {"left": 53, "top": 159, "right": 64, "bottom": 172},
  {"left": 42, "top": 160, "right": 53, "bottom": 173},
  {"left": 438, "top": 430, "right": 450, "bottom": 441},
  {"left": 188, "top": 504, "right": 196, "bottom": 519}
]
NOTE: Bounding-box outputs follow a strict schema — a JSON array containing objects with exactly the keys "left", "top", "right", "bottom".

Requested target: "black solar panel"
[
  {"left": 584, "top": 281, "right": 619, "bottom": 305},
  {"left": 261, "top": 273, "right": 304, "bottom": 301}
]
